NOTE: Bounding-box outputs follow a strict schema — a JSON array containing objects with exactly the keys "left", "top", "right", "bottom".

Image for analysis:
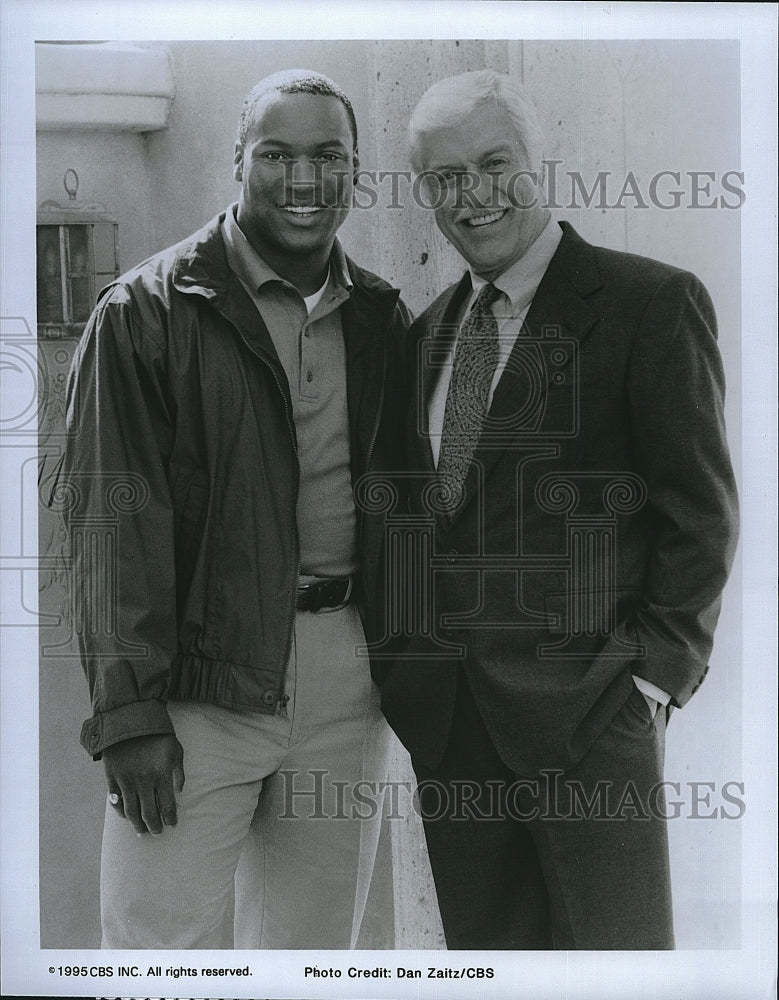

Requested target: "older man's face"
[
  {"left": 234, "top": 92, "right": 356, "bottom": 277},
  {"left": 416, "top": 102, "right": 547, "bottom": 280}
]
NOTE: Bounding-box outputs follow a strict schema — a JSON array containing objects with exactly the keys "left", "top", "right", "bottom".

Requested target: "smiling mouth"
[
  {"left": 463, "top": 209, "right": 508, "bottom": 228},
  {"left": 281, "top": 205, "right": 325, "bottom": 217}
]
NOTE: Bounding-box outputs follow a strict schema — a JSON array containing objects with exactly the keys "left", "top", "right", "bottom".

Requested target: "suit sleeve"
[
  {"left": 626, "top": 270, "right": 739, "bottom": 707},
  {"left": 58, "top": 287, "right": 178, "bottom": 758}
]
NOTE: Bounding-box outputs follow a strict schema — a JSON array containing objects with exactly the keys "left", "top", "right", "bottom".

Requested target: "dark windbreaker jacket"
[{"left": 57, "top": 212, "right": 410, "bottom": 758}]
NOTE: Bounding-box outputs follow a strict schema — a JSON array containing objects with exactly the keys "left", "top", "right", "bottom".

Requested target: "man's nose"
[
  {"left": 453, "top": 169, "right": 499, "bottom": 211},
  {"left": 285, "top": 157, "right": 321, "bottom": 189}
]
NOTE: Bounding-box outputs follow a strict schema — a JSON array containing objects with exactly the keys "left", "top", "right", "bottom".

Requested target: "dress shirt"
[{"left": 427, "top": 214, "right": 563, "bottom": 466}]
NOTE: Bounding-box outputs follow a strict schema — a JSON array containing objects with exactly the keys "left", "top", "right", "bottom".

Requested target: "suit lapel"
[{"left": 522, "top": 223, "right": 602, "bottom": 345}]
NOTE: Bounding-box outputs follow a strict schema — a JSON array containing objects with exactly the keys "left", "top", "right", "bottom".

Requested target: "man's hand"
[{"left": 103, "top": 733, "right": 184, "bottom": 835}]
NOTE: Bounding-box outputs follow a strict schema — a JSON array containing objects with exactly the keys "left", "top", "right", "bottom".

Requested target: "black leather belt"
[{"left": 296, "top": 577, "right": 353, "bottom": 613}]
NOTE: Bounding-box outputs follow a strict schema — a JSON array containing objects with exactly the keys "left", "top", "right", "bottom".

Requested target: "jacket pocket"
[{"left": 608, "top": 682, "right": 658, "bottom": 739}]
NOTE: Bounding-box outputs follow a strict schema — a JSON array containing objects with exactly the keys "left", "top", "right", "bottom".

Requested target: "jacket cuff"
[
  {"left": 80, "top": 699, "right": 175, "bottom": 759},
  {"left": 631, "top": 655, "right": 708, "bottom": 709},
  {"left": 631, "top": 674, "right": 671, "bottom": 706}
]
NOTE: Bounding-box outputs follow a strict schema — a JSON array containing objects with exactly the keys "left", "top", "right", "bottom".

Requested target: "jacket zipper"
[
  {"left": 223, "top": 315, "right": 301, "bottom": 694},
  {"left": 267, "top": 364, "right": 300, "bottom": 679},
  {"left": 358, "top": 339, "right": 387, "bottom": 558}
]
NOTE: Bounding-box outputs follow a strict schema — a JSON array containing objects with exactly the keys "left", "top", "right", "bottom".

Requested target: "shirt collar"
[
  {"left": 221, "top": 202, "right": 352, "bottom": 296},
  {"left": 469, "top": 214, "right": 563, "bottom": 316}
]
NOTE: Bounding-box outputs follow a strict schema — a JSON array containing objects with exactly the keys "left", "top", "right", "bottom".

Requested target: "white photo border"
[{"left": 1, "top": 2, "right": 776, "bottom": 998}]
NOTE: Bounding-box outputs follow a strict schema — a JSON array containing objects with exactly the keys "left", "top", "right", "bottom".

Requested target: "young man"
[
  {"left": 58, "top": 69, "right": 409, "bottom": 949},
  {"left": 373, "top": 70, "right": 739, "bottom": 949}
]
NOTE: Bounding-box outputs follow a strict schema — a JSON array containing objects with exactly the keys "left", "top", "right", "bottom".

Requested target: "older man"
[
  {"left": 373, "top": 70, "right": 738, "bottom": 949},
  {"left": 59, "top": 69, "right": 409, "bottom": 948}
]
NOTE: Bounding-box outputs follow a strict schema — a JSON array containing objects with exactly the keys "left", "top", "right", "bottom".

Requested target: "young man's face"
[
  {"left": 415, "top": 101, "right": 547, "bottom": 280},
  {"left": 234, "top": 91, "right": 356, "bottom": 277}
]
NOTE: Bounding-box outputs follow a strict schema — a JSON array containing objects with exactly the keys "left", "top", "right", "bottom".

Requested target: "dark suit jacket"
[{"left": 374, "top": 222, "right": 739, "bottom": 775}]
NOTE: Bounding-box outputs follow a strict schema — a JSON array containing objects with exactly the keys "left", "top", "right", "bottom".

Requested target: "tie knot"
[
  {"left": 473, "top": 282, "right": 501, "bottom": 312},
  {"left": 460, "top": 282, "right": 501, "bottom": 343}
]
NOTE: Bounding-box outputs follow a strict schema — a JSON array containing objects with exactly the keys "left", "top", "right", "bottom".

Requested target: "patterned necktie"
[{"left": 437, "top": 282, "right": 501, "bottom": 512}]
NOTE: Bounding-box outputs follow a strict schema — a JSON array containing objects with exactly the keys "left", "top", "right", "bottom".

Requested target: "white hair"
[{"left": 408, "top": 70, "right": 546, "bottom": 172}]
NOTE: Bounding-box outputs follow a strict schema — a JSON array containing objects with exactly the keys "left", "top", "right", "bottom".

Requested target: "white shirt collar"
[{"left": 469, "top": 215, "right": 563, "bottom": 316}]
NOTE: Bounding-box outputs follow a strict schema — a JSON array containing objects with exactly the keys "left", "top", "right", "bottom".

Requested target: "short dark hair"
[{"left": 237, "top": 69, "right": 358, "bottom": 153}]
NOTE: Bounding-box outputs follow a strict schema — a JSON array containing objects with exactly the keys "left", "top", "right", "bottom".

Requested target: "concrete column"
[
  {"left": 362, "top": 39, "right": 510, "bottom": 317},
  {"left": 387, "top": 737, "right": 445, "bottom": 949},
  {"left": 361, "top": 41, "right": 513, "bottom": 948}
]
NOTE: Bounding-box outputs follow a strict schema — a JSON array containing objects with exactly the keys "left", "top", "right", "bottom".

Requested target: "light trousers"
[{"left": 100, "top": 603, "right": 391, "bottom": 949}]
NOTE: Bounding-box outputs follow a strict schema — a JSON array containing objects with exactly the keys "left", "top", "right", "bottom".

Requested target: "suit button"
[
  {"left": 446, "top": 548, "right": 458, "bottom": 563},
  {"left": 261, "top": 690, "right": 276, "bottom": 706}
]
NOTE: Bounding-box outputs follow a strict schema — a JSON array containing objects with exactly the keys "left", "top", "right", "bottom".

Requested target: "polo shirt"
[{"left": 222, "top": 205, "right": 358, "bottom": 579}]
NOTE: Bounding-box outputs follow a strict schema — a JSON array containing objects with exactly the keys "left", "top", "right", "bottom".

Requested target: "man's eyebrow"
[
  {"left": 425, "top": 159, "right": 466, "bottom": 172},
  {"left": 479, "top": 145, "right": 513, "bottom": 160},
  {"left": 253, "top": 138, "right": 350, "bottom": 151},
  {"left": 425, "top": 146, "right": 515, "bottom": 172},
  {"left": 311, "top": 139, "right": 351, "bottom": 152}
]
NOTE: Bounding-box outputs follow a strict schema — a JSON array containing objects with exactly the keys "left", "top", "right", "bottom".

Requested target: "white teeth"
[
  {"left": 465, "top": 209, "right": 507, "bottom": 227},
  {"left": 282, "top": 206, "right": 322, "bottom": 215}
]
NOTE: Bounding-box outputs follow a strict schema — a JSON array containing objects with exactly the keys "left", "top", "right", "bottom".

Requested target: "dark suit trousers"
[{"left": 413, "top": 669, "right": 674, "bottom": 950}]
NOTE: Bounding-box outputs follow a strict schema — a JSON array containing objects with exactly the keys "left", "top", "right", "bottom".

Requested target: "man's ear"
[{"left": 234, "top": 142, "right": 244, "bottom": 182}]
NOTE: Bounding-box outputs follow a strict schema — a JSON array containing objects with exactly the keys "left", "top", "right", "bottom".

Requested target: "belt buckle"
[
  {"left": 316, "top": 577, "right": 351, "bottom": 612},
  {"left": 296, "top": 581, "right": 314, "bottom": 612},
  {"left": 297, "top": 577, "right": 352, "bottom": 613}
]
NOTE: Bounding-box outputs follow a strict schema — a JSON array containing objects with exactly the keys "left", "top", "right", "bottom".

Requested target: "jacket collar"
[
  {"left": 170, "top": 210, "right": 400, "bottom": 319},
  {"left": 170, "top": 210, "right": 402, "bottom": 459},
  {"left": 469, "top": 213, "right": 563, "bottom": 316},
  {"left": 170, "top": 213, "right": 233, "bottom": 302},
  {"left": 221, "top": 202, "right": 354, "bottom": 298},
  {"left": 431, "top": 221, "right": 601, "bottom": 339}
]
